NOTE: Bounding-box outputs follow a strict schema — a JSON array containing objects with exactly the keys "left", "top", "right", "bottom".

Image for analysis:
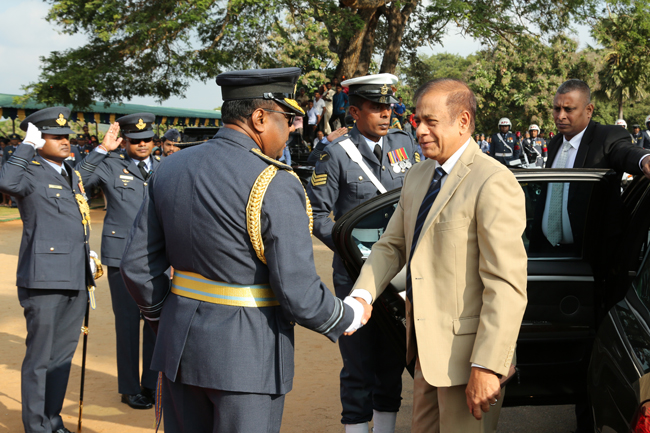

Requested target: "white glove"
[
  {"left": 343, "top": 296, "right": 365, "bottom": 333},
  {"left": 25, "top": 123, "right": 45, "bottom": 149},
  {"left": 89, "top": 250, "right": 98, "bottom": 275}
]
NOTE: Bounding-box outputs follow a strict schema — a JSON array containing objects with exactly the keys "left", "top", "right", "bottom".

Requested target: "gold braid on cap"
[{"left": 246, "top": 166, "right": 313, "bottom": 264}]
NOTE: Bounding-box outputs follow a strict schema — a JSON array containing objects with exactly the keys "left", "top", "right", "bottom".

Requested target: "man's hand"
[
  {"left": 24, "top": 123, "right": 45, "bottom": 149},
  {"left": 327, "top": 127, "right": 347, "bottom": 143},
  {"left": 101, "top": 122, "right": 123, "bottom": 151},
  {"left": 343, "top": 296, "right": 372, "bottom": 336},
  {"left": 465, "top": 367, "right": 501, "bottom": 420},
  {"left": 641, "top": 154, "right": 650, "bottom": 179}
]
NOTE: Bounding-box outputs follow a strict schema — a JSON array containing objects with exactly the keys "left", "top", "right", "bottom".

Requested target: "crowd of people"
[{"left": 4, "top": 69, "right": 650, "bottom": 433}]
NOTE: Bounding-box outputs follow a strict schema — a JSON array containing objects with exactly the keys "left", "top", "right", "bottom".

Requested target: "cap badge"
[
  {"left": 135, "top": 119, "right": 146, "bottom": 130},
  {"left": 380, "top": 84, "right": 388, "bottom": 95},
  {"left": 56, "top": 114, "right": 67, "bottom": 126}
]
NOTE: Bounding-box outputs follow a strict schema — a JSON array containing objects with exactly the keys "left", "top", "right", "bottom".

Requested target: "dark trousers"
[
  {"left": 330, "top": 112, "right": 346, "bottom": 131},
  {"left": 334, "top": 272, "right": 404, "bottom": 424},
  {"left": 18, "top": 287, "right": 87, "bottom": 433},
  {"left": 162, "top": 374, "right": 285, "bottom": 433},
  {"left": 107, "top": 266, "right": 157, "bottom": 395}
]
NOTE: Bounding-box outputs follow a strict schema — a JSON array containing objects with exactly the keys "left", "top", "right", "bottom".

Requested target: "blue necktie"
[{"left": 406, "top": 167, "right": 446, "bottom": 303}]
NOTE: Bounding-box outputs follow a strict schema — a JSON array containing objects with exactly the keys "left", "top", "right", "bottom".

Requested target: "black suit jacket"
[{"left": 533, "top": 121, "right": 650, "bottom": 255}]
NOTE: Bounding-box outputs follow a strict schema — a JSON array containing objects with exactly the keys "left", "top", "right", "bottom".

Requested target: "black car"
[{"left": 331, "top": 169, "right": 650, "bottom": 432}]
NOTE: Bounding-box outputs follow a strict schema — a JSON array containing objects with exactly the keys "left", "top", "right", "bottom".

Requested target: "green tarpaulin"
[{"left": 0, "top": 93, "right": 221, "bottom": 127}]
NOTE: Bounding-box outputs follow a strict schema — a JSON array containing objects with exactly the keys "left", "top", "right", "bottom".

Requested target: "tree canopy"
[{"left": 25, "top": 0, "right": 598, "bottom": 109}]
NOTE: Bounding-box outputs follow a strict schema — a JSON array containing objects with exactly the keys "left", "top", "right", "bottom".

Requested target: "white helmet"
[
  {"left": 498, "top": 118, "right": 511, "bottom": 127},
  {"left": 645, "top": 114, "right": 650, "bottom": 125},
  {"left": 528, "top": 124, "right": 540, "bottom": 132},
  {"left": 615, "top": 119, "right": 627, "bottom": 128}
]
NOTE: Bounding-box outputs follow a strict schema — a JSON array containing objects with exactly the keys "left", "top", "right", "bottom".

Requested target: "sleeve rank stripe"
[
  {"left": 7, "top": 160, "right": 28, "bottom": 168},
  {"left": 12, "top": 155, "right": 28, "bottom": 164},
  {"left": 315, "top": 297, "right": 344, "bottom": 335}
]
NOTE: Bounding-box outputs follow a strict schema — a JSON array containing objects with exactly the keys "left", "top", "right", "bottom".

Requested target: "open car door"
[{"left": 332, "top": 169, "right": 629, "bottom": 406}]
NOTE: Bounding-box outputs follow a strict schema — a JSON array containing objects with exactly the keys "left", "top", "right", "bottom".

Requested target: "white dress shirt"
[{"left": 361, "top": 134, "right": 383, "bottom": 154}]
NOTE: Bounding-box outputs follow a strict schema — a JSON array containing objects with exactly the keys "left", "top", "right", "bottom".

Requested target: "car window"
[{"left": 346, "top": 179, "right": 598, "bottom": 261}]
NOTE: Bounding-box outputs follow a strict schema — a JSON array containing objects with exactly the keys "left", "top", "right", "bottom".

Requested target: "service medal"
[
  {"left": 392, "top": 164, "right": 401, "bottom": 173},
  {"left": 388, "top": 148, "right": 411, "bottom": 174},
  {"left": 405, "top": 161, "right": 412, "bottom": 169}
]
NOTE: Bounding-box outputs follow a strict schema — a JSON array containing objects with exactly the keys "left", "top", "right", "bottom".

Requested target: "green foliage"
[
  {"left": 466, "top": 34, "right": 599, "bottom": 134},
  {"left": 592, "top": 1, "right": 650, "bottom": 118}
]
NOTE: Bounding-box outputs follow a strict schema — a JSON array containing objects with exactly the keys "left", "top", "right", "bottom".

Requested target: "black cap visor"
[{"left": 123, "top": 129, "right": 155, "bottom": 140}]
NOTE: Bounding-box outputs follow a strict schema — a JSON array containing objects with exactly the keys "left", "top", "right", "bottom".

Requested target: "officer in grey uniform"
[
  {"left": 2, "top": 133, "right": 20, "bottom": 164},
  {"left": 77, "top": 113, "right": 160, "bottom": 409},
  {"left": 120, "top": 67, "right": 368, "bottom": 433},
  {"left": 307, "top": 73, "right": 416, "bottom": 433},
  {"left": 490, "top": 117, "right": 520, "bottom": 166},
  {"left": 643, "top": 116, "right": 650, "bottom": 149},
  {"left": 0, "top": 107, "right": 96, "bottom": 433},
  {"left": 632, "top": 124, "right": 644, "bottom": 148}
]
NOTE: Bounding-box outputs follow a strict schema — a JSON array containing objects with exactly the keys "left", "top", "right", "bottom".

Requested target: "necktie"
[
  {"left": 405, "top": 167, "right": 446, "bottom": 303},
  {"left": 373, "top": 143, "right": 382, "bottom": 162},
  {"left": 61, "top": 167, "right": 72, "bottom": 187},
  {"left": 138, "top": 161, "right": 149, "bottom": 180},
  {"left": 546, "top": 141, "right": 573, "bottom": 246}
]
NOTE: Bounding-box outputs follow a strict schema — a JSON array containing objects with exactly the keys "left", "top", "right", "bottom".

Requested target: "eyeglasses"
[
  {"left": 248, "top": 109, "right": 295, "bottom": 127},
  {"left": 128, "top": 137, "right": 153, "bottom": 144}
]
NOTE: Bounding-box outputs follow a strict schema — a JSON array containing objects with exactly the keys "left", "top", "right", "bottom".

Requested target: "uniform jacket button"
[
  {"left": 358, "top": 176, "right": 363, "bottom": 181},
  {"left": 112, "top": 231, "right": 116, "bottom": 234},
  {"left": 50, "top": 247, "right": 54, "bottom": 251}
]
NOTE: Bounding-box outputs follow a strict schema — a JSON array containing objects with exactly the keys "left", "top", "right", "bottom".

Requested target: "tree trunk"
[
  {"left": 379, "top": 0, "right": 419, "bottom": 74},
  {"left": 355, "top": 8, "right": 381, "bottom": 76},
  {"left": 334, "top": 7, "right": 378, "bottom": 79},
  {"left": 618, "top": 96, "right": 624, "bottom": 119}
]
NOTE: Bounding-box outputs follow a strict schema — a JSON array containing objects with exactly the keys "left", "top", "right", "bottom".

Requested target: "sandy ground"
[{"left": 0, "top": 209, "right": 414, "bottom": 433}]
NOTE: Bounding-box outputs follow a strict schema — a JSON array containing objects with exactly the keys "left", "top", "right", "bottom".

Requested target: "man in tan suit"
[{"left": 350, "top": 79, "right": 528, "bottom": 432}]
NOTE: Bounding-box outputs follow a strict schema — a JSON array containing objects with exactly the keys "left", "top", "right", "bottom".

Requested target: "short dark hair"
[
  {"left": 414, "top": 78, "right": 477, "bottom": 134},
  {"left": 221, "top": 99, "right": 276, "bottom": 125},
  {"left": 557, "top": 79, "right": 591, "bottom": 104},
  {"left": 326, "top": 82, "right": 332, "bottom": 86}
]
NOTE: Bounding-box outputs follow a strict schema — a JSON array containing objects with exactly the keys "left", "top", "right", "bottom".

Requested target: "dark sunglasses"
[{"left": 128, "top": 137, "right": 153, "bottom": 144}]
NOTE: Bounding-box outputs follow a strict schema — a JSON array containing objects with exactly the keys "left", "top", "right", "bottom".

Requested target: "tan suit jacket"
[{"left": 353, "top": 141, "right": 528, "bottom": 387}]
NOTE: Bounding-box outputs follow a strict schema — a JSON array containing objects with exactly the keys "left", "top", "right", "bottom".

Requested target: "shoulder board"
[
  {"left": 250, "top": 148, "right": 292, "bottom": 170},
  {"left": 388, "top": 128, "right": 408, "bottom": 135},
  {"left": 107, "top": 152, "right": 124, "bottom": 159},
  {"left": 30, "top": 160, "right": 41, "bottom": 165}
]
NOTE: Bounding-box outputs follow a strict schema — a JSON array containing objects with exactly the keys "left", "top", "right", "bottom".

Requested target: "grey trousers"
[
  {"left": 107, "top": 266, "right": 157, "bottom": 395},
  {"left": 18, "top": 287, "right": 87, "bottom": 433},
  {"left": 162, "top": 374, "right": 285, "bottom": 433}
]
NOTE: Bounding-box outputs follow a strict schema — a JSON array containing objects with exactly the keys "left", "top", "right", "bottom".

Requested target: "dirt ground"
[{"left": 0, "top": 209, "right": 414, "bottom": 432}]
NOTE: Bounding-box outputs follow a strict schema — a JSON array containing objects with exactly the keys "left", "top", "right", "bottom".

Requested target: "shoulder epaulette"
[
  {"left": 107, "top": 151, "right": 123, "bottom": 159},
  {"left": 388, "top": 128, "right": 409, "bottom": 135},
  {"left": 250, "top": 148, "right": 292, "bottom": 170}
]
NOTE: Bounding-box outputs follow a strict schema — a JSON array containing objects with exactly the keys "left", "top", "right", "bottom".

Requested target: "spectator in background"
[
  {"left": 293, "top": 114, "right": 305, "bottom": 147},
  {"left": 297, "top": 87, "right": 310, "bottom": 109},
  {"left": 90, "top": 135, "right": 99, "bottom": 147},
  {"left": 331, "top": 84, "right": 349, "bottom": 131},
  {"left": 479, "top": 134, "right": 490, "bottom": 154},
  {"left": 392, "top": 96, "right": 406, "bottom": 127},
  {"left": 323, "top": 82, "right": 335, "bottom": 135},
  {"left": 279, "top": 144, "right": 292, "bottom": 166},
  {"left": 313, "top": 90, "right": 326, "bottom": 132},
  {"left": 82, "top": 124, "right": 91, "bottom": 140},
  {"left": 306, "top": 99, "right": 321, "bottom": 145}
]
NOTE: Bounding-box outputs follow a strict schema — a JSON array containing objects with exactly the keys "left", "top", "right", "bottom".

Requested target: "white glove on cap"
[
  {"left": 343, "top": 296, "right": 365, "bottom": 333},
  {"left": 89, "top": 250, "right": 98, "bottom": 275},
  {"left": 25, "top": 122, "right": 45, "bottom": 149}
]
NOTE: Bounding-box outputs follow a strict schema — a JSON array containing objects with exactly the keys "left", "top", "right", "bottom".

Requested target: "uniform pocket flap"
[
  {"left": 345, "top": 169, "right": 369, "bottom": 183},
  {"left": 115, "top": 178, "right": 135, "bottom": 189},
  {"left": 45, "top": 187, "right": 66, "bottom": 198},
  {"left": 34, "top": 240, "right": 71, "bottom": 254},
  {"left": 453, "top": 316, "right": 480, "bottom": 335},
  {"left": 434, "top": 217, "right": 470, "bottom": 232}
]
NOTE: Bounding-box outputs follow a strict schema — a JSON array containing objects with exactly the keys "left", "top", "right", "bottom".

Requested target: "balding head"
[{"left": 414, "top": 78, "right": 476, "bottom": 134}]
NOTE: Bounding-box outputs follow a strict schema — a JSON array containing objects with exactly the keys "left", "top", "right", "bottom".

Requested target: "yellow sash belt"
[{"left": 171, "top": 270, "right": 279, "bottom": 307}]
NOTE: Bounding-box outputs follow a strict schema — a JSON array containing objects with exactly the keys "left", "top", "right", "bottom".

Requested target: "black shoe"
[
  {"left": 141, "top": 387, "right": 156, "bottom": 405},
  {"left": 54, "top": 428, "right": 73, "bottom": 433},
  {"left": 121, "top": 393, "right": 153, "bottom": 409}
]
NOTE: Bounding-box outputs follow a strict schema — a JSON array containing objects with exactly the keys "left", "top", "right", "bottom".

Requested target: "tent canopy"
[{"left": 0, "top": 93, "right": 221, "bottom": 127}]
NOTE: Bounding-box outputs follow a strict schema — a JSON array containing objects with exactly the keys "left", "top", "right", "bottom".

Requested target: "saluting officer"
[
  {"left": 77, "top": 113, "right": 161, "bottom": 409},
  {"left": 120, "top": 67, "right": 368, "bottom": 433},
  {"left": 0, "top": 107, "right": 96, "bottom": 433},
  {"left": 490, "top": 117, "right": 520, "bottom": 166},
  {"left": 307, "top": 73, "right": 416, "bottom": 433}
]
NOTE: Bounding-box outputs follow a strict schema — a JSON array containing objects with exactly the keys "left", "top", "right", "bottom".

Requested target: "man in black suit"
[{"left": 543, "top": 79, "right": 650, "bottom": 432}]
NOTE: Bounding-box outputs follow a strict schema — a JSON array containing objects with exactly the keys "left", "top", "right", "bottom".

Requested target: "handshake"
[{"left": 342, "top": 296, "right": 373, "bottom": 336}]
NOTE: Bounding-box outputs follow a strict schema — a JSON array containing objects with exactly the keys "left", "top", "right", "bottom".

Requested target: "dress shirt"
[
  {"left": 307, "top": 107, "right": 319, "bottom": 125},
  {"left": 361, "top": 134, "right": 383, "bottom": 154},
  {"left": 313, "top": 98, "right": 326, "bottom": 116}
]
